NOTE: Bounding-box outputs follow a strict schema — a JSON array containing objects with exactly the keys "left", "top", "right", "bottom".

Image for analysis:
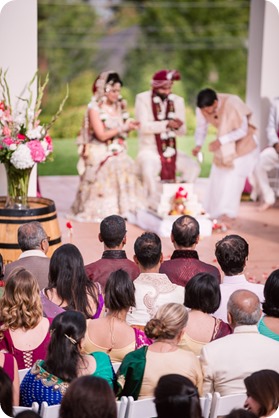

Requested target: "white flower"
[
  {"left": 122, "top": 112, "right": 129, "bottom": 120},
  {"left": 27, "top": 126, "right": 44, "bottom": 140},
  {"left": 163, "top": 146, "right": 176, "bottom": 158},
  {"left": 10, "top": 143, "right": 34, "bottom": 169},
  {"left": 167, "top": 112, "right": 175, "bottom": 119},
  {"left": 9, "top": 144, "right": 17, "bottom": 151},
  {"left": 168, "top": 94, "right": 175, "bottom": 101},
  {"left": 153, "top": 96, "right": 161, "bottom": 104},
  {"left": 160, "top": 132, "right": 168, "bottom": 140},
  {"left": 108, "top": 142, "right": 122, "bottom": 153},
  {"left": 157, "top": 113, "right": 164, "bottom": 120},
  {"left": 14, "top": 112, "right": 26, "bottom": 126},
  {"left": 168, "top": 130, "right": 176, "bottom": 138}
]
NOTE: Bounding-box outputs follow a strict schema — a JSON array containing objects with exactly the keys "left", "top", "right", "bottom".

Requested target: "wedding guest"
[
  {"left": 40, "top": 243, "right": 103, "bottom": 319},
  {"left": 83, "top": 269, "right": 151, "bottom": 362},
  {"left": 3, "top": 222, "right": 50, "bottom": 289},
  {"left": 60, "top": 375, "right": 117, "bottom": 418},
  {"left": 0, "top": 268, "right": 52, "bottom": 370},
  {"left": 154, "top": 374, "right": 202, "bottom": 418},
  {"left": 0, "top": 351, "right": 20, "bottom": 406},
  {"left": 127, "top": 232, "right": 184, "bottom": 328},
  {"left": 20, "top": 311, "right": 115, "bottom": 407},
  {"left": 0, "top": 367, "right": 13, "bottom": 417},
  {"left": 244, "top": 370, "right": 279, "bottom": 417},
  {"left": 117, "top": 303, "right": 203, "bottom": 400},
  {"left": 160, "top": 215, "right": 221, "bottom": 286},
  {"left": 258, "top": 269, "right": 279, "bottom": 341},
  {"left": 85, "top": 215, "right": 139, "bottom": 291},
  {"left": 181, "top": 272, "right": 232, "bottom": 355},
  {"left": 70, "top": 71, "right": 142, "bottom": 222}
]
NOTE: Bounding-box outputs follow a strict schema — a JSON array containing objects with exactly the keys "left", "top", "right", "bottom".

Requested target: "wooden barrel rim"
[{"left": 0, "top": 197, "right": 57, "bottom": 218}]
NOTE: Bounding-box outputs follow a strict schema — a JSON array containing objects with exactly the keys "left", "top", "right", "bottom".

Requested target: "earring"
[{"left": 129, "top": 306, "right": 133, "bottom": 314}]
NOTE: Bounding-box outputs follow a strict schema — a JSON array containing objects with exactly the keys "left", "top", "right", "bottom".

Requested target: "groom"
[{"left": 135, "top": 69, "right": 200, "bottom": 200}]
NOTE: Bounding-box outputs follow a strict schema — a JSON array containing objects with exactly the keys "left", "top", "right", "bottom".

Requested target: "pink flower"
[
  {"left": 3, "top": 137, "right": 15, "bottom": 146},
  {"left": 27, "top": 140, "right": 46, "bottom": 162},
  {"left": 17, "top": 134, "right": 26, "bottom": 140},
  {"left": 2, "top": 126, "right": 11, "bottom": 136},
  {"left": 0, "top": 102, "right": 5, "bottom": 111},
  {"left": 45, "top": 135, "right": 53, "bottom": 152}
]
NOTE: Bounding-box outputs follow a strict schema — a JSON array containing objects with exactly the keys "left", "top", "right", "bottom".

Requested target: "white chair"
[
  {"left": 116, "top": 396, "right": 129, "bottom": 418},
  {"left": 113, "top": 362, "right": 121, "bottom": 374},
  {"left": 40, "top": 401, "right": 61, "bottom": 418},
  {"left": 126, "top": 396, "right": 157, "bottom": 418},
  {"left": 200, "top": 393, "right": 212, "bottom": 418},
  {"left": 18, "top": 368, "right": 30, "bottom": 383},
  {"left": 210, "top": 392, "right": 247, "bottom": 418},
  {"left": 14, "top": 402, "right": 39, "bottom": 415}
]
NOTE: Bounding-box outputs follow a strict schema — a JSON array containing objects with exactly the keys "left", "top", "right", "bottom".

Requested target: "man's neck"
[
  {"left": 174, "top": 244, "right": 196, "bottom": 251},
  {"left": 139, "top": 264, "right": 160, "bottom": 274},
  {"left": 103, "top": 245, "right": 124, "bottom": 251}
]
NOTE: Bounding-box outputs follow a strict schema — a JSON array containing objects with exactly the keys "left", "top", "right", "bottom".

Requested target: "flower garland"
[{"left": 152, "top": 92, "right": 177, "bottom": 181}]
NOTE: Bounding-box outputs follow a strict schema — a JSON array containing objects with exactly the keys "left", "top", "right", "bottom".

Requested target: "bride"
[{"left": 70, "top": 71, "right": 142, "bottom": 222}]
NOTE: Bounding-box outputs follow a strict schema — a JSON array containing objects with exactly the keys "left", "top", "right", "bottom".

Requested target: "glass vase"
[{"left": 4, "top": 161, "right": 32, "bottom": 209}]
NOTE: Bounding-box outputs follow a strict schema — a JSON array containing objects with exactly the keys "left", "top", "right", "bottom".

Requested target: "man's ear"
[
  {"left": 122, "top": 234, "right": 127, "bottom": 245},
  {"left": 159, "top": 253, "right": 164, "bottom": 264},
  {"left": 98, "top": 233, "right": 103, "bottom": 243},
  {"left": 171, "top": 233, "right": 175, "bottom": 243},
  {"left": 227, "top": 312, "right": 233, "bottom": 326},
  {"left": 195, "top": 234, "right": 200, "bottom": 245},
  {"left": 133, "top": 255, "right": 139, "bottom": 265}
]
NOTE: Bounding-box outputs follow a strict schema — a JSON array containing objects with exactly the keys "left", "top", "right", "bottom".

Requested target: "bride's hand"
[{"left": 123, "top": 119, "right": 140, "bottom": 132}]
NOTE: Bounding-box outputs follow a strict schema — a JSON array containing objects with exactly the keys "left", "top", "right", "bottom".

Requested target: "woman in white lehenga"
[{"left": 70, "top": 71, "right": 142, "bottom": 222}]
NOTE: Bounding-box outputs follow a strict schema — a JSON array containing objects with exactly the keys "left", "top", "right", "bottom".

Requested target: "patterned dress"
[
  {"left": 20, "top": 352, "right": 115, "bottom": 407},
  {"left": 70, "top": 99, "right": 143, "bottom": 222}
]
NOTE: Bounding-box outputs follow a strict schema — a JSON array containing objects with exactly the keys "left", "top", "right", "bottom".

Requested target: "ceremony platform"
[{"left": 40, "top": 176, "right": 279, "bottom": 285}]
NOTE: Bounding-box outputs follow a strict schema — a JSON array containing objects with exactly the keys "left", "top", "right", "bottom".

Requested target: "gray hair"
[
  {"left": 227, "top": 289, "right": 262, "bottom": 326},
  {"left": 18, "top": 221, "right": 48, "bottom": 251}
]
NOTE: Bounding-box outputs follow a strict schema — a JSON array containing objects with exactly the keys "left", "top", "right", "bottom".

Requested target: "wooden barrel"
[{"left": 0, "top": 197, "right": 62, "bottom": 264}]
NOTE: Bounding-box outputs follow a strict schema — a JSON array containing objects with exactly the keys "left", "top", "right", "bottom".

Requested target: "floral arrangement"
[
  {"left": 169, "top": 186, "right": 189, "bottom": 215},
  {"left": 0, "top": 69, "right": 68, "bottom": 170},
  {"left": 153, "top": 94, "right": 176, "bottom": 158}
]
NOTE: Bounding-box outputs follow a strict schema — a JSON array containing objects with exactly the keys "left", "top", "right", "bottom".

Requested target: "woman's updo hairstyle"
[{"left": 144, "top": 303, "right": 188, "bottom": 340}]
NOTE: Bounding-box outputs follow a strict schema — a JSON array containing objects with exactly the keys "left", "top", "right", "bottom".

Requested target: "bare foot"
[{"left": 258, "top": 203, "right": 272, "bottom": 212}]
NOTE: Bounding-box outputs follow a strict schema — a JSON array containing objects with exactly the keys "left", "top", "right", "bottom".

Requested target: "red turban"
[{"left": 151, "top": 70, "right": 181, "bottom": 89}]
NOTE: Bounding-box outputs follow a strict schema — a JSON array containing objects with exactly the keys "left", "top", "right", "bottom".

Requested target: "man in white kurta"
[
  {"left": 250, "top": 97, "right": 279, "bottom": 210},
  {"left": 135, "top": 70, "right": 200, "bottom": 200},
  {"left": 192, "top": 88, "right": 259, "bottom": 220}
]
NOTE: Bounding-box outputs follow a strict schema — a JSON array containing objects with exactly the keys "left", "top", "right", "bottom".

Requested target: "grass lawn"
[{"left": 38, "top": 135, "right": 214, "bottom": 177}]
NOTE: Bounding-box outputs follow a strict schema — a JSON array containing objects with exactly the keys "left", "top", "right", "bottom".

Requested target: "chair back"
[
  {"left": 210, "top": 392, "right": 246, "bottom": 418},
  {"left": 14, "top": 402, "right": 39, "bottom": 415},
  {"left": 116, "top": 396, "right": 129, "bottom": 418},
  {"left": 19, "top": 368, "right": 30, "bottom": 383},
  {"left": 40, "top": 401, "right": 61, "bottom": 418},
  {"left": 200, "top": 393, "right": 212, "bottom": 418},
  {"left": 126, "top": 396, "right": 157, "bottom": 418}
]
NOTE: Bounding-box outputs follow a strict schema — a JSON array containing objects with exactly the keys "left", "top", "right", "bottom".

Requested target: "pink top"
[{"left": 0, "top": 318, "right": 52, "bottom": 369}]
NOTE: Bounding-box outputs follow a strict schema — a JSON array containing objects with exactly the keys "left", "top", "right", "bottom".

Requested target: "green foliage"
[{"left": 38, "top": 0, "right": 99, "bottom": 90}]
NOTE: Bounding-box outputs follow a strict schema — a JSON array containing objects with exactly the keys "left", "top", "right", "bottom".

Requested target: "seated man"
[
  {"left": 213, "top": 234, "right": 264, "bottom": 322},
  {"left": 160, "top": 215, "right": 221, "bottom": 286},
  {"left": 200, "top": 289, "right": 279, "bottom": 396},
  {"left": 126, "top": 232, "right": 184, "bottom": 328},
  {"left": 85, "top": 215, "right": 139, "bottom": 291},
  {"left": 4, "top": 221, "right": 50, "bottom": 289}
]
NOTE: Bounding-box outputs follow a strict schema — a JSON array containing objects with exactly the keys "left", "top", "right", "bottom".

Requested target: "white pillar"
[
  {"left": 246, "top": 0, "right": 279, "bottom": 149},
  {"left": 0, "top": 0, "right": 37, "bottom": 196}
]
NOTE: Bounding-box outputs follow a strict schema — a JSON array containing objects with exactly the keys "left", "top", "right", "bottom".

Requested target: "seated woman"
[
  {"left": 40, "top": 244, "right": 103, "bottom": 319},
  {"left": 0, "top": 268, "right": 52, "bottom": 370},
  {"left": 117, "top": 303, "right": 203, "bottom": 400},
  {"left": 0, "top": 367, "right": 14, "bottom": 417},
  {"left": 83, "top": 269, "right": 151, "bottom": 362},
  {"left": 258, "top": 269, "right": 279, "bottom": 341},
  {"left": 182, "top": 272, "right": 232, "bottom": 355},
  {"left": 60, "top": 375, "right": 117, "bottom": 418},
  {"left": 0, "top": 352, "right": 19, "bottom": 405},
  {"left": 20, "top": 310, "right": 115, "bottom": 407},
  {"left": 244, "top": 369, "right": 279, "bottom": 417},
  {"left": 70, "top": 71, "right": 142, "bottom": 222},
  {"left": 154, "top": 374, "right": 202, "bottom": 418}
]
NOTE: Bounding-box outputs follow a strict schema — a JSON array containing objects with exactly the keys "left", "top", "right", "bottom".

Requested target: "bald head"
[
  {"left": 171, "top": 215, "right": 199, "bottom": 248},
  {"left": 18, "top": 221, "right": 48, "bottom": 252},
  {"left": 227, "top": 289, "right": 261, "bottom": 327}
]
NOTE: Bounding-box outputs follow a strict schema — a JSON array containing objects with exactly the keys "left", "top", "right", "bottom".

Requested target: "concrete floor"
[{"left": 40, "top": 176, "right": 279, "bottom": 285}]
